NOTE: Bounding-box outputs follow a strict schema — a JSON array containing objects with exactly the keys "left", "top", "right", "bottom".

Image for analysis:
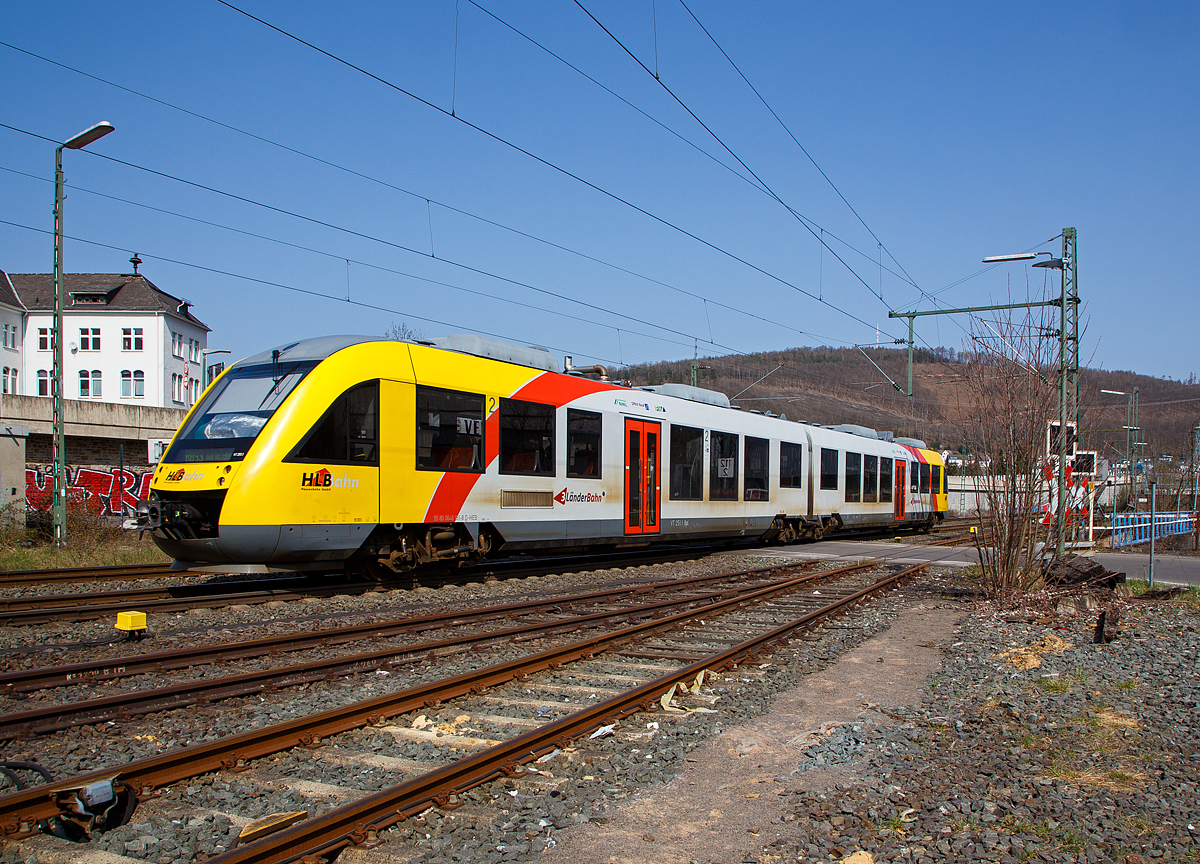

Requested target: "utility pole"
[{"left": 890, "top": 227, "right": 1078, "bottom": 559}]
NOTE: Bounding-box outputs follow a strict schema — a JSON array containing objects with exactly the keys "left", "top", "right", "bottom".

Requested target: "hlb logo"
[
  {"left": 164, "top": 469, "right": 203, "bottom": 482},
  {"left": 300, "top": 468, "right": 360, "bottom": 490}
]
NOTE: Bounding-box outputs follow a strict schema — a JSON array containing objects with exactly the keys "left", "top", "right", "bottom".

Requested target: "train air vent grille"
[{"left": 501, "top": 490, "right": 554, "bottom": 509}]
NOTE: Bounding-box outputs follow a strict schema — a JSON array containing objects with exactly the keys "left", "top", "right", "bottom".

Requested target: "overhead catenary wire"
[
  {"left": 459, "top": 5, "right": 917, "bottom": 294},
  {"left": 212, "top": 0, "right": 895, "bottom": 339},
  {"left": 571, "top": 0, "right": 894, "bottom": 312},
  {"left": 0, "top": 217, "right": 624, "bottom": 367},
  {"left": 0, "top": 122, "right": 742, "bottom": 356},
  {"left": 675, "top": 0, "right": 921, "bottom": 293},
  {"left": 0, "top": 39, "right": 823, "bottom": 344},
  {"left": 0, "top": 162, "right": 700, "bottom": 351}
]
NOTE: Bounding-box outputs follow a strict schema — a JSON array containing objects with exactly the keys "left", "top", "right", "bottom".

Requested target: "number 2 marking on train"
[{"left": 488, "top": 396, "right": 497, "bottom": 415}]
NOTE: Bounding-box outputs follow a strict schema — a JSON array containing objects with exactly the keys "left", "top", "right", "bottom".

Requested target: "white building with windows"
[{"left": 1, "top": 267, "right": 209, "bottom": 410}]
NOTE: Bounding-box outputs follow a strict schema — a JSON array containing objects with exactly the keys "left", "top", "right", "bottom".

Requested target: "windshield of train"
[{"left": 165, "top": 360, "right": 318, "bottom": 463}]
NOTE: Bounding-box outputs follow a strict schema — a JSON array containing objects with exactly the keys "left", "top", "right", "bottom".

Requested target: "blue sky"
[{"left": 1, "top": 1, "right": 1196, "bottom": 379}]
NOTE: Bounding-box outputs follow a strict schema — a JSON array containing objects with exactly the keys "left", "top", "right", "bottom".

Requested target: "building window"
[
  {"left": 416, "top": 386, "right": 484, "bottom": 472},
  {"left": 134, "top": 370, "right": 144, "bottom": 397},
  {"left": 709, "top": 431, "right": 738, "bottom": 501},
  {"left": 820, "top": 448, "right": 839, "bottom": 491},
  {"left": 880, "top": 458, "right": 893, "bottom": 503},
  {"left": 37, "top": 370, "right": 48, "bottom": 396},
  {"left": 79, "top": 328, "right": 100, "bottom": 351},
  {"left": 566, "top": 409, "right": 601, "bottom": 478},
  {"left": 122, "top": 370, "right": 131, "bottom": 397},
  {"left": 845, "top": 452, "right": 861, "bottom": 503},
  {"left": 863, "top": 454, "right": 878, "bottom": 503},
  {"left": 780, "top": 442, "right": 803, "bottom": 488},
  {"left": 669, "top": 424, "right": 704, "bottom": 500},
  {"left": 122, "top": 327, "right": 144, "bottom": 351},
  {"left": 744, "top": 436, "right": 769, "bottom": 501},
  {"left": 91, "top": 370, "right": 101, "bottom": 397},
  {"left": 7, "top": 368, "right": 14, "bottom": 395},
  {"left": 79, "top": 370, "right": 90, "bottom": 397},
  {"left": 190, "top": 339, "right": 200, "bottom": 362},
  {"left": 170, "top": 333, "right": 181, "bottom": 358},
  {"left": 1, "top": 367, "right": 7, "bottom": 395},
  {"left": 38, "top": 328, "right": 49, "bottom": 351},
  {"left": 2, "top": 324, "right": 9, "bottom": 348}
]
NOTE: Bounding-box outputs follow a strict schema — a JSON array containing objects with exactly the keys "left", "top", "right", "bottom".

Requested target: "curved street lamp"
[{"left": 53, "top": 121, "right": 114, "bottom": 547}]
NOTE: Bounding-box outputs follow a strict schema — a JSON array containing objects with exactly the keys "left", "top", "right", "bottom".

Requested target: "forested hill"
[{"left": 618, "top": 346, "right": 1199, "bottom": 460}]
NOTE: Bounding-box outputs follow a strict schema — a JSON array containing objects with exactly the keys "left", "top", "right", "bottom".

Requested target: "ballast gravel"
[{"left": 2, "top": 556, "right": 1195, "bottom": 864}]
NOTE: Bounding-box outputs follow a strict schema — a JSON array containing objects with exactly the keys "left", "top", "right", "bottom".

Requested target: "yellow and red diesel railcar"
[{"left": 138, "top": 335, "right": 947, "bottom": 572}]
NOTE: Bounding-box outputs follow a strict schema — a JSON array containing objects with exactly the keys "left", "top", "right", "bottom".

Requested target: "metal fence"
[{"left": 1111, "top": 511, "right": 1198, "bottom": 548}]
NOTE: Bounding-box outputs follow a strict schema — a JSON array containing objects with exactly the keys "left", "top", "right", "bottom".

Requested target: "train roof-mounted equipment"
[
  {"left": 895, "top": 437, "right": 928, "bottom": 449},
  {"left": 639, "top": 383, "right": 731, "bottom": 409},
  {"left": 430, "top": 334, "right": 558, "bottom": 372}
]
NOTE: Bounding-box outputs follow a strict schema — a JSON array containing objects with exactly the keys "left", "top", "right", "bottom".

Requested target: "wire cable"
[
  {"left": 0, "top": 121, "right": 740, "bottom": 355},
  {"left": 676, "top": 0, "right": 921, "bottom": 291},
  {"left": 0, "top": 216, "right": 626, "bottom": 366},
  {"left": 212, "top": 0, "right": 895, "bottom": 338},
  {"left": 571, "top": 0, "right": 893, "bottom": 312},
  {"left": 0, "top": 37, "right": 791, "bottom": 339}
]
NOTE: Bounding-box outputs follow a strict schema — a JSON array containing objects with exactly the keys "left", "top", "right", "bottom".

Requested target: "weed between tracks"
[{"left": 0, "top": 505, "right": 168, "bottom": 570}]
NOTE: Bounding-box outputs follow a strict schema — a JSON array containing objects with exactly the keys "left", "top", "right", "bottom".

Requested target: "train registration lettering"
[{"left": 457, "top": 417, "right": 482, "bottom": 436}]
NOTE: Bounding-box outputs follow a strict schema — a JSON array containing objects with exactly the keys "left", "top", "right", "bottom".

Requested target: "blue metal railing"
[{"left": 1111, "top": 512, "right": 1197, "bottom": 548}]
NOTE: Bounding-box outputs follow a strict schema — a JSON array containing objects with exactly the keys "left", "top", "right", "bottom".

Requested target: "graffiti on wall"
[{"left": 26, "top": 467, "right": 154, "bottom": 514}]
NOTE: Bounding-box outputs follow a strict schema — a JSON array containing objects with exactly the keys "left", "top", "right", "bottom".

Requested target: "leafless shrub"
[{"left": 959, "top": 299, "right": 1059, "bottom": 601}]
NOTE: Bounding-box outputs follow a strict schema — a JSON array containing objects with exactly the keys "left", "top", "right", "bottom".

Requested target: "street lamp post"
[
  {"left": 201, "top": 349, "right": 231, "bottom": 389},
  {"left": 52, "top": 121, "right": 114, "bottom": 547}
]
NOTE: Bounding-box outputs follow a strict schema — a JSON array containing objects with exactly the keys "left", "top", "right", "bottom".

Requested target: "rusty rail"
[
  {"left": 0, "top": 567, "right": 849, "bottom": 737},
  {"left": 0, "top": 558, "right": 885, "bottom": 835},
  {"left": 0, "top": 562, "right": 176, "bottom": 587},
  {"left": 0, "top": 561, "right": 818, "bottom": 694},
  {"left": 209, "top": 562, "right": 927, "bottom": 864}
]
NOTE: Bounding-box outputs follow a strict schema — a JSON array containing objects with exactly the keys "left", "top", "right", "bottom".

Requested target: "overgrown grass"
[{"left": 0, "top": 506, "right": 168, "bottom": 571}]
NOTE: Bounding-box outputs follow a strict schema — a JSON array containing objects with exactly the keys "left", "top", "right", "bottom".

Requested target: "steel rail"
[
  {"left": 0, "top": 569, "right": 854, "bottom": 738},
  {"left": 0, "top": 563, "right": 176, "bottom": 587},
  {"left": 0, "top": 579, "right": 394, "bottom": 626},
  {"left": 0, "top": 561, "right": 821, "bottom": 694},
  {"left": 210, "top": 561, "right": 927, "bottom": 864},
  {"left": 0, "top": 558, "right": 880, "bottom": 834}
]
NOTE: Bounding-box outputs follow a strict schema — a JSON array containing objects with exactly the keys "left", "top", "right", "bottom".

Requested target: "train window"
[
  {"left": 566, "top": 409, "right": 601, "bottom": 478},
  {"left": 744, "top": 437, "right": 769, "bottom": 502},
  {"left": 910, "top": 462, "right": 919, "bottom": 493},
  {"left": 167, "top": 359, "right": 318, "bottom": 463},
  {"left": 417, "top": 386, "right": 485, "bottom": 473},
  {"left": 863, "top": 454, "right": 878, "bottom": 503},
  {"left": 820, "top": 448, "right": 839, "bottom": 490},
  {"left": 669, "top": 425, "right": 704, "bottom": 500},
  {"left": 845, "top": 452, "right": 862, "bottom": 503},
  {"left": 933, "top": 464, "right": 943, "bottom": 496},
  {"left": 920, "top": 462, "right": 931, "bottom": 494},
  {"left": 880, "top": 457, "right": 893, "bottom": 503},
  {"left": 780, "top": 442, "right": 803, "bottom": 488},
  {"left": 710, "top": 431, "right": 739, "bottom": 500},
  {"left": 288, "top": 381, "right": 379, "bottom": 464},
  {"left": 499, "top": 398, "right": 555, "bottom": 476}
]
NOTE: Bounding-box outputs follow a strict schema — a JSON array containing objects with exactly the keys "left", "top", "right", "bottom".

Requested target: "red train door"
[
  {"left": 894, "top": 460, "right": 906, "bottom": 521},
  {"left": 624, "top": 418, "right": 661, "bottom": 535}
]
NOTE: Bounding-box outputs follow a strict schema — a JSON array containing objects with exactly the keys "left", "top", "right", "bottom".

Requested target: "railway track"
[
  {"left": 0, "top": 544, "right": 735, "bottom": 627},
  {"left": 0, "top": 553, "right": 926, "bottom": 854},
  {"left": 0, "top": 562, "right": 177, "bottom": 588}
]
